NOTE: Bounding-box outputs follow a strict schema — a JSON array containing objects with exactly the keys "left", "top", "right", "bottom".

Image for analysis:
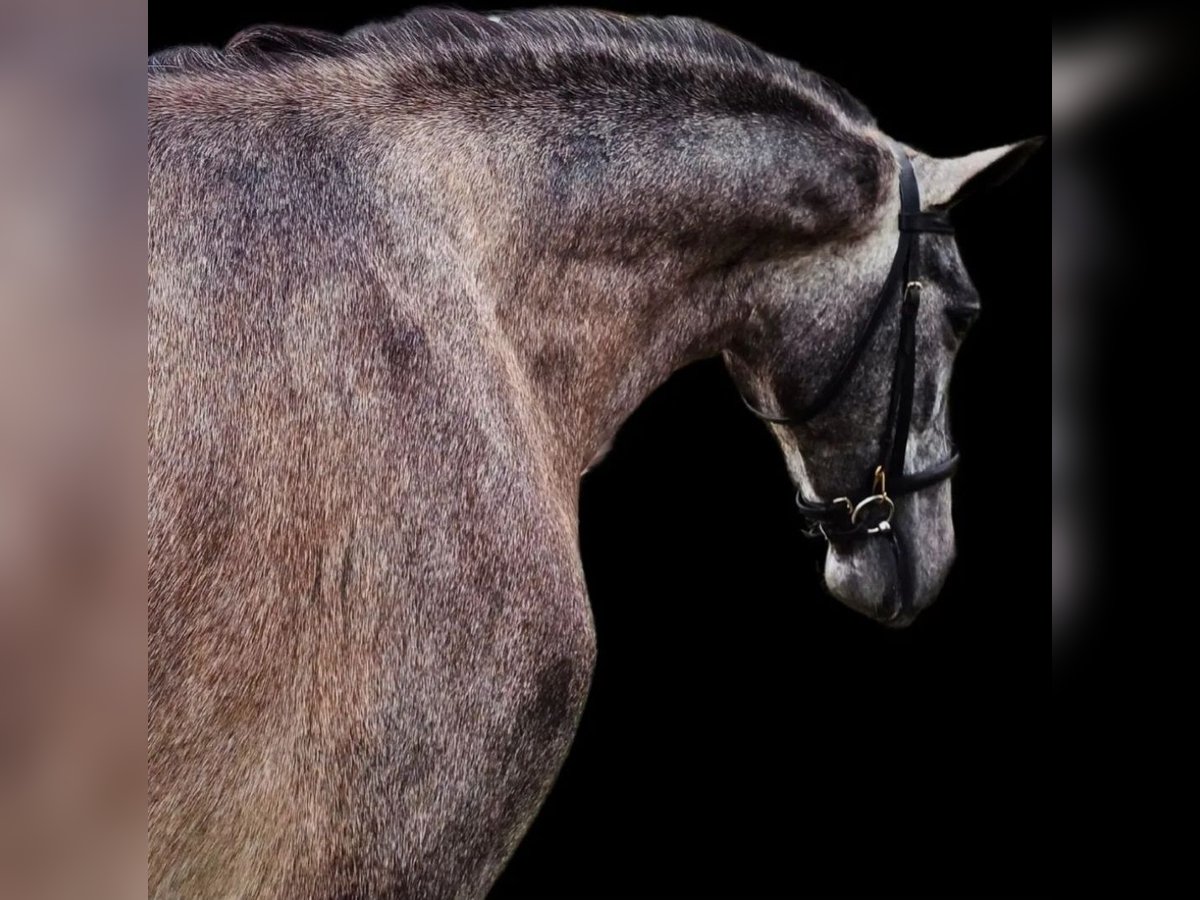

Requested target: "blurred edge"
[
  {"left": 1052, "top": 13, "right": 1187, "bottom": 683},
  {"left": 0, "top": 0, "right": 147, "bottom": 898}
]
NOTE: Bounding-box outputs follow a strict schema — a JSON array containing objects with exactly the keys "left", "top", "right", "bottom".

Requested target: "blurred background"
[{"left": 1, "top": 1, "right": 145, "bottom": 898}]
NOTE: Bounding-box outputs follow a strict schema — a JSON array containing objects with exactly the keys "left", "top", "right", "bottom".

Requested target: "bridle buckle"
[
  {"left": 849, "top": 466, "right": 894, "bottom": 534},
  {"left": 850, "top": 494, "right": 894, "bottom": 534}
]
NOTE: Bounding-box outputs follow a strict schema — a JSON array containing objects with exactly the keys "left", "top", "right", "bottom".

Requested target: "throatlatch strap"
[
  {"left": 743, "top": 149, "right": 928, "bottom": 428},
  {"left": 790, "top": 224, "right": 913, "bottom": 423}
]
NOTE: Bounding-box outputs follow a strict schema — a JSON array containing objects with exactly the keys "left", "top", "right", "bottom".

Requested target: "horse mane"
[{"left": 147, "top": 7, "right": 876, "bottom": 127}]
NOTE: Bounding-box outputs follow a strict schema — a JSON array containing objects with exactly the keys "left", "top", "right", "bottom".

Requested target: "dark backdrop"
[{"left": 150, "top": 5, "right": 1048, "bottom": 896}]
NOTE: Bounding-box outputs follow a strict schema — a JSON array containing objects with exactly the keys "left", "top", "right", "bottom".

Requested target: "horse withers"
[{"left": 148, "top": 8, "right": 1039, "bottom": 898}]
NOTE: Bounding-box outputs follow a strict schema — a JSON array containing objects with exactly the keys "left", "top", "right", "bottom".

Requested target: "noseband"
[{"left": 740, "top": 146, "right": 959, "bottom": 621}]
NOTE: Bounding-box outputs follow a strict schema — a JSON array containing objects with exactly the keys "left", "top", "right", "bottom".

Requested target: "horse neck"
[
  {"left": 477, "top": 184, "right": 745, "bottom": 482},
  {"left": 380, "top": 77, "right": 888, "bottom": 485}
]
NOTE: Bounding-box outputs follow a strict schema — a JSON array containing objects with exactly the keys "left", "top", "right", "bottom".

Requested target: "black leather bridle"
[{"left": 740, "top": 146, "right": 959, "bottom": 621}]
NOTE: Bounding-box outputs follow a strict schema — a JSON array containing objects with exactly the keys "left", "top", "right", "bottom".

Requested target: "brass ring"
[{"left": 850, "top": 494, "right": 895, "bottom": 533}]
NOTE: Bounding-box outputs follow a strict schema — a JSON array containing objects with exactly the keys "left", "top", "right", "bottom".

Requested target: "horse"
[{"left": 148, "top": 8, "right": 1039, "bottom": 898}]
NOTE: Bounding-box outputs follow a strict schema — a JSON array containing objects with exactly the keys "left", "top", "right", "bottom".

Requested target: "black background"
[{"left": 151, "top": 5, "right": 1048, "bottom": 896}]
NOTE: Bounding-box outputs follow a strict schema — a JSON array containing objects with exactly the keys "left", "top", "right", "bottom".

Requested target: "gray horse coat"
[{"left": 148, "top": 8, "right": 1038, "bottom": 898}]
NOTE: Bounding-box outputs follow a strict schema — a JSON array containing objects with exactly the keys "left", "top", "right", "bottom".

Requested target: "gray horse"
[{"left": 148, "top": 8, "right": 1038, "bottom": 898}]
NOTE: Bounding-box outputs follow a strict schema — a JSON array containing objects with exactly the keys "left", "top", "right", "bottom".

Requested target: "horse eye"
[{"left": 944, "top": 306, "right": 979, "bottom": 338}]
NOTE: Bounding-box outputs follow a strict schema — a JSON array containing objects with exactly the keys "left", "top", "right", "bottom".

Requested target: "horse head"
[{"left": 727, "top": 138, "right": 1040, "bottom": 625}]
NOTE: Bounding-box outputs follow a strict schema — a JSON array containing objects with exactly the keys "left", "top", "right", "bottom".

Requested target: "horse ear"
[{"left": 914, "top": 137, "right": 1044, "bottom": 209}]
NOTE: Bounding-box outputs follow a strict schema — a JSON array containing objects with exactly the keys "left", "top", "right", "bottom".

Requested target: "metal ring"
[{"left": 850, "top": 494, "right": 895, "bottom": 534}]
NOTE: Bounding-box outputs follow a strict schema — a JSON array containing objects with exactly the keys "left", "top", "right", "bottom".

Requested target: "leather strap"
[
  {"left": 900, "top": 211, "right": 954, "bottom": 233},
  {"left": 882, "top": 300, "right": 920, "bottom": 482},
  {"left": 742, "top": 148, "right": 931, "bottom": 427},
  {"left": 786, "top": 207, "right": 915, "bottom": 425}
]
